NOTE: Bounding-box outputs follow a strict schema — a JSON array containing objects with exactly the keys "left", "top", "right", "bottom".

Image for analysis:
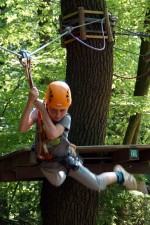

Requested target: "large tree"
[{"left": 40, "top": 0, "right": 114, "bottom": 224}]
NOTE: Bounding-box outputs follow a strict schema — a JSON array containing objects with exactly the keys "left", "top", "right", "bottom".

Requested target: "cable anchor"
[{"left": 18, "top": 50, "right": 34, "bottom": 88}]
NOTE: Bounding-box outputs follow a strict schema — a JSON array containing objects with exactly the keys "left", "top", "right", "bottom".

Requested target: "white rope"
[
  {"left": 69, "top": 18, "right": 106, "bottom": 51},
  {"left": 0, "top": 18, "right": 149, "bottom": 58},
  {"left": 0, "top": 18, "right": 105, "bottom": 58}
]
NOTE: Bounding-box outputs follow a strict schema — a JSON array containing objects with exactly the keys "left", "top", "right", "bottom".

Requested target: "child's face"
[{"left": 48, "top": 107, "right": 68, "bottom": 122}]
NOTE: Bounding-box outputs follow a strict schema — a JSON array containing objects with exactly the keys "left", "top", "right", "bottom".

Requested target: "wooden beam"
[
  {"left": 16, "top": 166, "right": 43, "bottom": 181},
  {"left": 103, "top": 3, "right": 114, "bottom": 42},
  {"left": 0, "top": 148, "right": 37, "bottom": 171},
  {"left": 84, "top": 10, "right": 104, "bottom": 15},
  {"left": 77, "top": 144, "right": 150, "bottom": 153},
  {"left": 0, "top": 161, "right": 150, "bottom": 182},
  {"left": 0, "top": 145, "right": 150, "bottom": 182},
  {"left": 86, "top": 162, "right": 150, "bottom": 174},
  {"left": 78, "top": 7, "right": 87, "bottom": 40},
  {"left": 62, "top": 11, "right": 78, "bottom": 20}
]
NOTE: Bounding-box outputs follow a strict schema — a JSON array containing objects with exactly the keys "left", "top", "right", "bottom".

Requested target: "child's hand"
[
  {"left": 34, "top": 99, "right": 45, "bottom": 111},
  {"left": 28, "top": 87, "right": 39, "bottom": 103}
]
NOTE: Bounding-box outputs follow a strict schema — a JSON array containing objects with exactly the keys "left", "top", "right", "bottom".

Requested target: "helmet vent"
[{"left": 66, "top": 91, "right": 70, "bottom": 103}]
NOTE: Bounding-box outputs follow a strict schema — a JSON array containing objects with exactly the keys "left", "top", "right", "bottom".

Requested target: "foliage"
[
  {"left": 98, "top": 185, "right": 150, "bottom": 225},
  {"left": 106, "top": 0, "right": 150, "bottom": 145},
  {"left": 0, "top": 181, "right": 42, "bottom": 225},
  {"left": 0, "top": 0, "right": 66, "bottom": 155}
]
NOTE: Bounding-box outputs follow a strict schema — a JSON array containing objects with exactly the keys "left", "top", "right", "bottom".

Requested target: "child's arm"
[
  {"left": 19, "top": 87, "right": 39, "bottom": 132},
  {"left": 34, "top": 100, "right": 65, "bottom": 140}
]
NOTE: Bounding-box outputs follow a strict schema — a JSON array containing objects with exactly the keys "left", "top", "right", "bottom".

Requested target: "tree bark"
[
  {"left": 41, "top": 178, "right": 99, "bottom": 225},
  {"left": 40, "top": 0, "right": 114, "bottom": 224}
]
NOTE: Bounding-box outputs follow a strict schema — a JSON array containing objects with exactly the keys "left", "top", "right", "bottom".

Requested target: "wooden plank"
[
  {"left": 86, "top": 35, "right": 108, "bottom": 39},
  {"left": 78, "top": 7, "right": 87, "bottom": 40},
  {"left": 86, "top": 162, "right": 150, "bottom": 174},
  {"left": 117, "top": 148, "right": 150, "bottom": 163},
  {"left": 63, "top": 35, "right": 108, "bottom": 45},
  {"left": 0, "top": 161, "right": 150, "bottom": 182},
  {"left": 0, "top": 149, "right": 37, "bottom": 171},
  {"left": 62, "top": 10, "right": 104, "bottom": 20},
  {"left": 16, "top": 166, "right": 43, "bottom": 181},
  {"left": 77, "top": 144, "right": 150, "bottom": 154},
  {"left": 84, "top": 10, "right": 104, "bottom": 15},
  {"left": 139, "top": 149, "right": 150, "bottom": 162},
  {"left": 0, "top": 167, "right": 44, "bottom": 182},
  {"left": 103, "top": 3, "right": 114, "bottom": 42},
  {"left": 62, "top": 11, "right": 78, "bottom": 20},
  {"left": 113, "top": 149, "right": 131, "bottom": 162},
  {"left": 0, "top": 145, "right": 150, "bottom": 183},
  {"left": 0, "top": 171, "right": 18, "bottom": 182}
]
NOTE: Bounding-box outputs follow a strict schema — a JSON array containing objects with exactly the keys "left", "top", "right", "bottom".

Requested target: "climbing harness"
[
  {"left": 36, "top": 109, "right": 82, "bottom": 170},
  {"left": 36, "top": 110, "right": 53, "bottom": 161},
  {"left": 61, "top": 147, "right": 83, "bottom": 171}
]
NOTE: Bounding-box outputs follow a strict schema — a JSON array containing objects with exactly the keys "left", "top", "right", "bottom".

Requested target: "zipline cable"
[
  {"left": 0, "top": 17, "right": 149, "bottom": 58},
  {"left": 114, "top": 47, "right": 145, "bottom": 56},
  {"left": 115, "top": 25, "right": 150, "bottom": 37},
  {"left": 31, "top": 29, "right": 72, "bottom": 56},
  {"left": 113, "top": 68, "right": 150, "bottom": 80},
  {"left": 0, "top": 46, "right": 22, "bottom": 58},
  {"left": 0, "top": 18, "right": 149, "bottom": 60}
]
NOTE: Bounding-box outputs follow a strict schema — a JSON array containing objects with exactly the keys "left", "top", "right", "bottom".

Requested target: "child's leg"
[
  {"left": 69, "top": 162, "right": 137, "bottom": 191},
  {"left": 40, "top": 168, "right": 66, "bottom": 186},
  {"left": 40, "top": 161, "right": 67, "bottom": 186},
  {"left": 69, "top": 162, "right": 117, "bottom": 191}
]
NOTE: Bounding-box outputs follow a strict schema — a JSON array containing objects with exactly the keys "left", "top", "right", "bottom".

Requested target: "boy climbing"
[{"left": 19, "top": 81, "right": 137, "bottom": 191}]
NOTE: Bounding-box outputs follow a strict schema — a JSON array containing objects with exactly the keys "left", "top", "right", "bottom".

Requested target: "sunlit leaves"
[{"left": 98, "top": 185, "right": 150, "bottom": 225}]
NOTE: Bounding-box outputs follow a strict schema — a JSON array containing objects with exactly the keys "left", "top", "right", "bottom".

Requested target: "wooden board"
[{"left": 0, "top": 145, "right": 150, "bottom": 182}]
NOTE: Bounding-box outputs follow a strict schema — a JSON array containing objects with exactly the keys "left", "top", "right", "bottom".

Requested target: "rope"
[
  {"left": 0, "top": 18, "right": 104, "bottom": 59},
  {"left": 68, "top": 18, "right": 106, "bottom": 51},
  {"left": 113, "top": 68, "right": 150, "bottom": 79},
  {"left": 115, "top": 25, "right": 150, "bottom": 38},
  {"left": 0, "top": 18, "right": 149, "bottom": 58},
  {"left": 114, "top": 47, "right": 145, "bottom": 57}
]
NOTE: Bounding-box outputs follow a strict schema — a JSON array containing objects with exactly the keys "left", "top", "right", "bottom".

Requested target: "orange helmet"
[{"left": 45, "top": 81, "right": 72, "bottom": 109}]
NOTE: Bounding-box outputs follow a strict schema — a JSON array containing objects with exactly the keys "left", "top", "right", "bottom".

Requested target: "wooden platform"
[{"left": 0, "top": 145, "right": 150, "bottom": 182}]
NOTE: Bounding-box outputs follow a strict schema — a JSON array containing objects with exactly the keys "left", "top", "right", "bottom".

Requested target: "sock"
[{"left": 115, "top": 171, "right": 124, "bottom": 184}]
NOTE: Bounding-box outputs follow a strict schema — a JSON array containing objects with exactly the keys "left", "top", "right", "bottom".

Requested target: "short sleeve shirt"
[{"left": 31, "top": 108, "right": 71, "bottom": 151}]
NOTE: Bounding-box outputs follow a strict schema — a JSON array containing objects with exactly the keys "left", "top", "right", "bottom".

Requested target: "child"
[{"left": 19, "top": 81, "right": 137, "bottom": 191}]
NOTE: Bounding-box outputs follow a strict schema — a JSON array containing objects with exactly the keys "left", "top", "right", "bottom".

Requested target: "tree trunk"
[
  {"left": 40, "top": 0, "right": 114, "bottom": 224},
  {"left": 41, "top": 178, "right": 99, "bottom": 225}
]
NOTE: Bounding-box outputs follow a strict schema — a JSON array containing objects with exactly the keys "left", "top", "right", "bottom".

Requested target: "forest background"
[{"left": 0, "top": 0, "right": 150, "bottom": 224}]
